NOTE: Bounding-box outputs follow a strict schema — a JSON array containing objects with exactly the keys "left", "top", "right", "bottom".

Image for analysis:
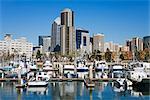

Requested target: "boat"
[
  {"left": 76, "top": 59, "right": 88, "bottom": 72},
  {"left": 27, "top": 77, "right": 48, "bottom": 87},
  {"left": 94, "top": 60, "right": 108, "bottom": 72},
  {"left": 63, "top": 65, "right": 77, "bottom": 78},
  {"left": 127, "top": 62, "right": 150, "bottom": 86},
  {"left": 27, "top": 70, "right": 49, "bottom": 87},
  {"left": 77, "top": 72, "right": 88, "bottom": 79},
  {"left": 112, "top": 64, "right": 127, "bottom": 90},
  {"left": 43, "top": 61, "right": 53, "bottom": 71}
]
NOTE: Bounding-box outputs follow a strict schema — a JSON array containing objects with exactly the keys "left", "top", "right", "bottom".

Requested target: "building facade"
[
  {"left": 143, "top": 36, "right": 150, "bottom": 50},
  {"left": 76, "top": 28, "right": 92, "bottom": 54},
  {"left": 60, "top": 8, "right": 76, "bottom": 55},
  {"left": 104, "top": 41, "right": 120, "bottom": 52},
  {"left": 126, "top": 40, "right": 132, "bottom": 51},
  {"left": 51, "top": 17, "right": 61, "bottom": 52},
  {"left": 42, "top": 36, "right": 51, "bottom": 53},
  {"left": 39, "top": 36, "right": 50, "bottom": 46},
  {"left": 0, "top": 34, "right": 33, "bottom": 59},
  {"left": 131, "top": 37, "right": 143, "bottom": 51},
  {"left": 93, "top": 34, "right": 104, "bottom": 52}
]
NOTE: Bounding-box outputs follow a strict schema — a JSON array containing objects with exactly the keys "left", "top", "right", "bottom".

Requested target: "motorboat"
[
  {"left": 112, "top": 64, "right": 127, "bottom": 90},
  {"left": 127, "top": 62, "right": 150, "bottom": 86},
  {"left": 27, "top": 81, "right": 48, "bottom": 87},
  {"left": 94, "top": 60, "right": 108, "bottom": 72},
  {"left": 76, "top": 59, "right": 88, "bottom": 72},
  {"left": 27, "top": 77, "right": 48, "bottom": 87},
  {"left": 63, "top": 65, "right": 77, "bottom": 78},
  {"left": 43, "top": 61, "right": 53, "bottom": 71},
  {"left": 77, "top": 72, "right": 88, "bottom": 79}
]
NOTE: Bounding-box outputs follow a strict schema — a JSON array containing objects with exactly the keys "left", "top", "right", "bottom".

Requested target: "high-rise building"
[
  {"left": 143, "top": 36, "right": 150, "bottom": 50},
  {"left": 51, "top": 17, "right": 61, "bottom": 52},
  {"left": 93, "top": 33, "right": 104, "bottom": 52},
  {"left": 76, "top": 28, "right": 92, "bottom": 54},
  {"left": 39, "top": 36, "right": 50, "bottom": 46},
  {"left": 131, "top": 37, "right": 143, "bottom": 51},
  {"left": 126, "top": 40, "right": 132, "bottom": 51},
  {"left": 60, "top": 8, "right": 76, "bottom": 55},
  {"left": 42, "top": 36, "right": 51, "bottom": 53},
  {"left": 104, "top": 41, "right": 119, "bottom": 52}
]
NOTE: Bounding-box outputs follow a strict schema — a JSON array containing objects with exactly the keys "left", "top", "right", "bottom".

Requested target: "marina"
[{"left": 0, "top": 61, "right": 150, "bottom": 100}]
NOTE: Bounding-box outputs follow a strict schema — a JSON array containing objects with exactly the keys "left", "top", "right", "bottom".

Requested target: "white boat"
[
  {"left": 94, "top": 60, "right": 108, "bottom": 72},
  {"left": 36, "top": 71, "right": 50, "bottom": 81},
  {"left": 27, "top": 81, "right": 48, "bottom": 87},
  {"left": 77, "top": 72, "right": 88, "bottom": 79},
  {"left": 95, "top": 71, "right": 108, "bottom": 78},
  {"left": 76, "top": 59, "right": 88, "bottom": 72},
  {"left": 27, "top": 77, "right": 48, "bottom": 87},
  {"left": 112, "top": 64, "right": 125, "bottom": 78},
  {"left": 43, "top": 61, "right": 53, "bottom": 71},
  {"left": 127, "top": 62, "right": 150, "bottom": 85},
  {"left": 63, "top": 65, "right": 76, "bottom": 78},
  {"left": 112, "top": 64, "right": 127, "bottom": 90}
]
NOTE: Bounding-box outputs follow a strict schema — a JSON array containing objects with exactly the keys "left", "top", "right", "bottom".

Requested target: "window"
[{"left": 83, "top": 36, "right": 86, "bottom": 46}]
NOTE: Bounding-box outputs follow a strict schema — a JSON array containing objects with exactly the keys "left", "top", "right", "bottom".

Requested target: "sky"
[{"left": 0, "top": 0, "right": 149, "bottom": 45}]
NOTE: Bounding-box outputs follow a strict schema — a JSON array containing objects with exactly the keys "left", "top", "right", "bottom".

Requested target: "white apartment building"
[{"left": 0, "top": 34, "right": 33, "bottom": 59}]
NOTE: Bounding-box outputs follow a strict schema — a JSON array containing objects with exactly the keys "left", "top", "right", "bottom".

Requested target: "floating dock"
[
  {"left": 0, "top": 78, "right": 19, "bottom": 82},
  {"left": 0, "top": 78, "right": 117, "bottom": 82}
]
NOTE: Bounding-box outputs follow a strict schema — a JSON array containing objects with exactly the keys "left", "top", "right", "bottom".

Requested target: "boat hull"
[
  {"left": 77, "top": 68, "right": 88, "bottom": 72},
  {"left": 27, "top": 81, "right": 48, "bottom": 87}
]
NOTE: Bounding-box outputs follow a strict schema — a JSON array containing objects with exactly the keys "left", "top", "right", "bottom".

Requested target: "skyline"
[{"left": 0, "top": 0, "right": 149, "bottom": 45}]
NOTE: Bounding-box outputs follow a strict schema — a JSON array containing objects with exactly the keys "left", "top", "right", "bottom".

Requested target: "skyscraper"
[
  {"left": 131, "top": 37, "right": 143, "bottom": 51},
  {"left": 60, "top": 8, "right": 76, "bottom": 55},
  {"left": 126, "top": 40, "right": 132, "bottom": 51},
  {"left": 42, "top": 36, "right": 51, "bottom": 53},
  {"left": 76, "top": 28, "right": 92, "bottom": 54},
  {"left": 39, "top": 36, "right": 50, "bottom": 46},
  {"left": 93, "top": 34, "right": 104, "bottom": 52},
  {"left": 51, "top": 17, "right": 61, "bottom": 52}
]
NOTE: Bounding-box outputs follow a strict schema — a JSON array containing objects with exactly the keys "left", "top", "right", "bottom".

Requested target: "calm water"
[{"left": 0, "top": 82, "right": 149, "bottom": 100}]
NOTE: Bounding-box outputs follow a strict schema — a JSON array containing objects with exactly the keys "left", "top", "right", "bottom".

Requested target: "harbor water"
[{"left": 0, "top": 82, "right": 149, "bottom": 100}]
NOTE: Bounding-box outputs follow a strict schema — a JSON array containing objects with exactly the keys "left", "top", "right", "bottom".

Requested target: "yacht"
[
  {"left": 27, "top": 77, "right": 48, "bottom": 87},
  {"left": 112, "top": 64, "right": 127, "bottom": 90},
  {"left": 127, "top": 62, "right": 150, "bottom": 86},
  {"left": 43, "top": 61, "right": 54, "bottom": 78},
  {"left": 94, "top": 60, "right": 108, "bottom": 72},
  {"left": 63, "top": 64, "right": 76, "bottom": 78},
  {"left": 76, "top": 59, "right": 88, "bottom": 72},
  {"left": 43, "top": 61, "right": 53, "bottom": 71}
]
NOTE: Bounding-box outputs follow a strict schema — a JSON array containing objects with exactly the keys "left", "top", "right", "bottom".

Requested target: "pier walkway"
[{"left": 0, "top": 78, "right": 117, "bottom": 82}]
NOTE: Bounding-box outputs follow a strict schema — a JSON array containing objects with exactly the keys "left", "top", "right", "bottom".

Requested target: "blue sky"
[{"left": 0, "top": 0, "right": 149, "bottom": 45}]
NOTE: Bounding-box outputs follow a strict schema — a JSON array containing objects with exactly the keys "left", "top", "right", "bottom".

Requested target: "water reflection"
[{"left": 0, "top": 82, "right": 149, "bottom": 100}]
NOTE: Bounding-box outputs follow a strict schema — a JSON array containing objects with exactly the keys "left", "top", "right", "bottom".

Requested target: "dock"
[
  {"left": 0, "top": 78, "right": 19, "bottom": 82},
  {"left": 0, "top": 78, "right": 117, "bottom": 82},
  {"left": 49, "top": 78, "right": 117, "bottom": 82}
]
